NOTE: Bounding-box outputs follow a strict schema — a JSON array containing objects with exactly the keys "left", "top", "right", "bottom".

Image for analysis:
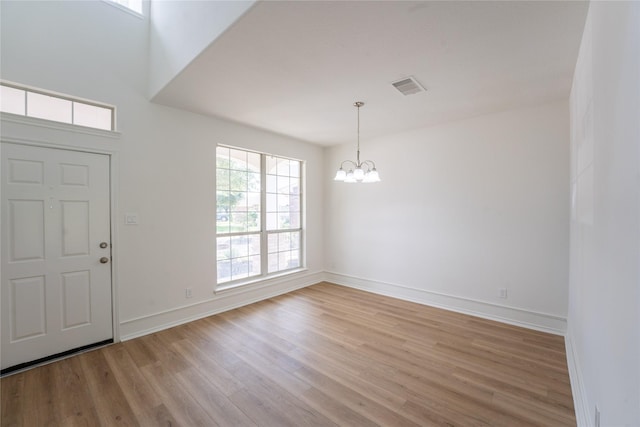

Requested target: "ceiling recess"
[{"left": 391, "top": 76, "right": 426, "bottom": 96}]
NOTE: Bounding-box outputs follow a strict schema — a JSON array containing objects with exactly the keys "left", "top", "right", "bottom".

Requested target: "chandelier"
[{"left": 334, "top": 101, "right": 381, "bottom": 183}]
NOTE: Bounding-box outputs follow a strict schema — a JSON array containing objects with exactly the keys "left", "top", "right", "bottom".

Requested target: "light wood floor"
[{"left": 1, "top": 282, "right": 575, "bottom": 426}]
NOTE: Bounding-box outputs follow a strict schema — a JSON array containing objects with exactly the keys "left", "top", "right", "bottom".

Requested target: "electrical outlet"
[
  {"left": 595, "top": 405, "right": 600, "bottom": 427},
  {"left": 185, "top": 288, "right": 193, "bottom": 298},
  {"left": 498, "top": 288, "right": 508, "bottom": 299}
]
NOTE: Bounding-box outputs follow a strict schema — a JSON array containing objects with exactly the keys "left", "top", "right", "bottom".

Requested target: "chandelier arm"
[
  {"left": 362, "top": 160, "right": 376, "bottom": 169},
  {"left": 340, "top": 160, "right": 358, "bottom": 169}
]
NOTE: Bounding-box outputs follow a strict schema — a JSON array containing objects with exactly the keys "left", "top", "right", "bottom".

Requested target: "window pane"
[
  {"left": 266, "top": 156, "right": 278, "bottom": 174},
  {"left": 232, "top": 257, "right": 250, "bottom": 280},
  {"left": 289, "top": 178, "right": 300, "bottom": 195},
  {"left": 229, "top": 170, "right": 247, "bottom": 192},
  {"left": 266, "top": 175, "right": 277, "bottom": 193},
  {"left": 229, "top": 149, "right": 247, "bottom": 170},
  {"left": 247, "top": 152, "right": 261, "bottom": 171},
  {"left": 27, "top": 92, "right": 72, "bottom": 123},
  {"left": 231, "top": 212, "right": 248, "bottom": 232},
  {"left": 217, "top": 260, "right": 231, "bottom": 283},
  {"left": 216, "top": 168, "right": 230, "bottom": 190},
  {"left": 234, "top": 192, "right": 248, "bottom": 211},
  {"left": 73, "top": 102, "right": 112, "bottom": 130},
  {"left": 217, "top": 221, "right": 230, "bottom": 234},
  {"left": 249, "top": 255, "right": 261, "bottom": 276},
  {"left": 291, "top": 231, "right": 300, "bottom": 250},
  {"left": 216, "top": 146, "right": 230, "bottom": 168},
  {"left": 266, "top": 193, "right": 277, "bottom": 213},
  {"left": 248, "top": 212, "right": 260, "bottom": 232},
  {"left": 277, "top": 158, "right": 290, "bottom": 176},
  {"left": 248, "top": 172, "right": 261, "bottom": 192},
  {"left": 290, "top": 211, "right": 301, "bottom": 229},
  {"left": 268, "top": 234, "right": 278, "bottom": 253},
  {"left": 216, "top": 191, "right": 231, "bottom": 209},
  {"left": 248, "top": 235, "right": 261, "bottom": 256},
  {"left": 278, "top": 213, "right": 291, "bottom": 230},
  {"left": 277, "top": 194, "right": 289, "bottom": 212},
  {"left": 108, "top": 0, "right": 142, "bottom": 13},
  {"left": 247, "top": 192, "right": 261, "bottom": 211},
  {"left": 0, "top": 85, "right": 25, "bottom": 115},
  {"left": 289, "top": 250, "right": 301, "bottom": 269},
  {"left": 290, "top": 161, "right": 300, "bottom": 178},
  {"left": 267, "top": 212, "right": 277, "bottom": 230},
  {"left": 217, "top": 236, "right": 231, "bottom": 260},
  {"left": 267, "top": 253, "right": 277, "bottom": 273},
  {"left": 231, "top": 236, "right": 249, "bottom": 257},
  {"left": 279, "top": 252, "right": 291, "bottom": 271},
  {"left": 279, "top": 232, "right": 291, "bottom": 252},
  {"left": 277, "top": 176, "right": 290, "bottom": 193}
]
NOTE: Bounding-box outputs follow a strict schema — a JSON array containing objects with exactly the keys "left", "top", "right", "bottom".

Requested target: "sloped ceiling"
[{"left": 152, "top": 1, "right": 589, "bottom": 146}]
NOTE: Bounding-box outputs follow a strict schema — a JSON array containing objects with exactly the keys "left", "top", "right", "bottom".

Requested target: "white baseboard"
[
  {"left": 119, "top": 270, "right": 324, "bottom": 341},
  {"left": 324, "top": 271, "right": 567, "bottom": 335},
  {"left": 565, "top": 328, "right": 591, "bottom": 427}
]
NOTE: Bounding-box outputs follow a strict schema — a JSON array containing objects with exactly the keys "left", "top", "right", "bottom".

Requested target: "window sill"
[{"left": 214, "top": 268, "right": 308, "bottom": 294}]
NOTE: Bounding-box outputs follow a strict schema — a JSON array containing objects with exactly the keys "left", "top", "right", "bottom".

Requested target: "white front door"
[{"left": 1, "top": 143, "right": 113, "bottom": 371}]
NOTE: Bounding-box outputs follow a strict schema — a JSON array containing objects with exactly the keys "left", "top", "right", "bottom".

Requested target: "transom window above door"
[
  {"left": 0, "top": 81, "right": 115, "bottom": 131},
  {"left": 216, "top": 146, "right": 303, "bottom": 287}
]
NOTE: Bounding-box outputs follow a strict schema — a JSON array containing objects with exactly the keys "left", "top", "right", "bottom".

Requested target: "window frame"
[
  {"left": 102, "top": 0, "right": 144, "bottom": 17},
  {"left": 0, "top": 81, "right": 116, "bottom": 132},
  {"left": 216, "top": 145, "right": 304, "bottom": 289}
]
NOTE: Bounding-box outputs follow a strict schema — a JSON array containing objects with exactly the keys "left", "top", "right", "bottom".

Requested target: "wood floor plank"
[
  {"left": 0, "top": 372, "right": 24, "bottom": 427},
  {"left": 294, "top": 365, "right": 421, "bottom": 427},
  {"left": 139, "top": 362, "right": 217, "bottom": 426},
  {"left": 173, "top": 367, "right": 256, "bottom": 426},
  {"left": 136, "top": 404, "right": 178, "bottom": 427},
  {"left": 101, "top": 344, "right": 162, "bottom": 419},
  {"left": 1, "top": 282, "right": 576, "bottom": 427},
  {"left": 50, "top": 356, "right": 101, "bottom": 426},
  {"left": 77, "top": 350, "right": 138, "bottom": 426},
  {"left": 21, "top": 363, "right": 59, "bottom": 426}
]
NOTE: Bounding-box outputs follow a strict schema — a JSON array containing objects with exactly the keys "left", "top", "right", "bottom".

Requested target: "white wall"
[
  {"left": 0, "top": 0, "right": 324, "bottom": 339},
  {"left": 567, "top": 2, "right": 640, "bottom": 426},
  {"left": 325, "top": 101, "right": 570, "bottom": 332},
  {"left": 148, "top": 0, "right": 255, "bottom": 98}
]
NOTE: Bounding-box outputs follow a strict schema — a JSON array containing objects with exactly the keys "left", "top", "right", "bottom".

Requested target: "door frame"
[{"left": 1, "top": 113, "right": 122, "bottom": 343}]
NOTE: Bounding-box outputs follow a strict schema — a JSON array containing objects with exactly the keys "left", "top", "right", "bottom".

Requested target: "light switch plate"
[{"left": 125, "top": 213, "right": 139, "bottom": 225}]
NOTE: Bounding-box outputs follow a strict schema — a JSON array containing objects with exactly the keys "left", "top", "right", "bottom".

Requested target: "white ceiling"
[{"left": 152, "top": 1, "right": 589, "bottom": 146}]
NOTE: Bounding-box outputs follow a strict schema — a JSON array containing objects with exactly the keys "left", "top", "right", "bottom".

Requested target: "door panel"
[
  {"left": 9, "top": 200, "right": 45, "bottom": 261},
  {"left": 1, "top": 142, "right": 113, "bottom": 370},
  {"left": 61, "top": 270, "right": 91, "bottom": 329},
  {"left": 10, "top": 275, "right": 46, "bottom": 341}
]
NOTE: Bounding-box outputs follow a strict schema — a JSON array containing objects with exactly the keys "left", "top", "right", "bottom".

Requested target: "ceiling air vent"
[{"left": 391, "top": 76, "right": 426, "bottom": 96}]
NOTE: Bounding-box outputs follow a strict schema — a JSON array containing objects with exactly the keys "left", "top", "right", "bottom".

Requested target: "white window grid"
[
  {"left": 216, "top": 146, "right": 303, "bottom": 286},
  {"left": 0, "top": 81, "right": 115, "bottom": 131}
]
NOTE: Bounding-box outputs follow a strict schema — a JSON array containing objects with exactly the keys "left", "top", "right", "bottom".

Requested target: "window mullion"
[{"left": 260, "top": 153, "right": 268, "bottom": 277}]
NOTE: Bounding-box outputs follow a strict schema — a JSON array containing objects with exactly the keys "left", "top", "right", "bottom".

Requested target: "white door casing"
[{"left": 1, "top": 142, "right": 113, "bottom": 370}]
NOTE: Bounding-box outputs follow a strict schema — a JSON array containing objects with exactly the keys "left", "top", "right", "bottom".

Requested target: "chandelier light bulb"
[
  {"left": 367, "top": 168, "right": 380, "bottom": 182},
  {"left": 344, "top": 170, "right": 356, "bottom": 183},
  {"left": 334, "top": 168, "right": 347, "bottom": 181},
  {"left": 354, "top": 167, "right": 365, "bottom": 181}
]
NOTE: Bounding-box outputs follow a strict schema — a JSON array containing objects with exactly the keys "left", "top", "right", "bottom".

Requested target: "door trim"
[{"left": 1, "top": 126, "right": 121, "bottom": 344}]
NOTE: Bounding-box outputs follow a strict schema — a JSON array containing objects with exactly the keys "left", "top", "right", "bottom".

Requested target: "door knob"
[
  {"left": 100, "top": 257, "right": 109, "bottom": 264},
  {"left": 99, "top": 242, "right": 108, "bottom": 249}
]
